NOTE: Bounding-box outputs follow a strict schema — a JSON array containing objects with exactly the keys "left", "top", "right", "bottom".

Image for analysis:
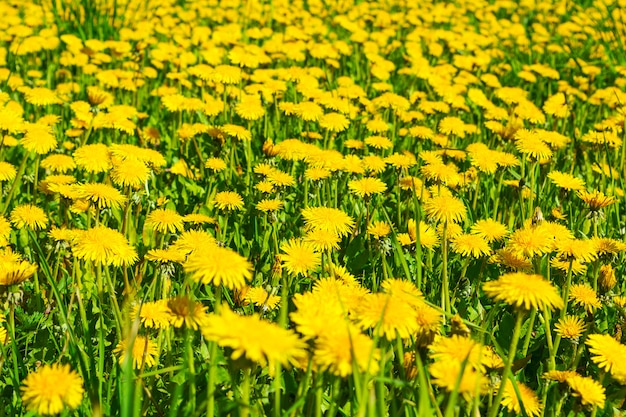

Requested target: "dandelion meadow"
[{"left": 2, "top": 0, "right": 626, "bottom": 416}]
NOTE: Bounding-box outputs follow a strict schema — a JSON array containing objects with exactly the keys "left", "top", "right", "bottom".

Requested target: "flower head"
[
  {"left": 114, "top": 335, "right": 158, "bottom": 369},
  {"left": 214, "top": 191, "right": 244, "bottom": 211},
  {"left": 501, "top": 380, "right": 542, "bottom": 417},
  {"left": 202, "top": 306, "right": 307, "bottom": 373},
  {"left": 72, "top": 226, "right": 138, "bottom": 266},
  {"left": 555, "top": 316, "right": 586, "bottom": 339},
  {"left": 348, "top": 177, "right": 387, "bottom": 198},
  {"left": 21, "top": 364, "right": 84, "bottom": 415},
  {"left": 184, "top": 245, "right": 252, "bottom": 290},
  {"left": 567, "top": 375, "right": 606, "bottom": 408},
  {"left": 424, "top": 193, "right": 467, "bottom": 224},
  {"left": 301, "top": 206, "right": 355, "bottom": 237},
  {"left": 483, "top": 272, "right": 563, "bottom": 311},
  {"left": 145, "top": 208, "right": 184, "bottom": 234},
  {"left": 281, "top": 238, "right": 321, "bottom": 277},
  {"left": 10, "top": 204, "right": 48, "bottom": 230}
]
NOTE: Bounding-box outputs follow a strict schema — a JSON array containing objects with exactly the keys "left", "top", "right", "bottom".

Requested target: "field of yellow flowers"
[{"left": 1, "top": 0, "right": 626, "bottom": 415}]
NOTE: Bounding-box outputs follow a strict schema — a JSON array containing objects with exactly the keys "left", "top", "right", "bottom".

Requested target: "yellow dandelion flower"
[
  {"left": 21, "top": 364, "right": 84, "bottom": 416},
  {"left": 40, "top": 154, "right": 76, "bottom": 174},
  {"left": 470, "top": 218, "right": 509, "bottom": 243},
  {"left": 555, "top": 316, "right": 587, "bottom": 339},
  {"left": 483, "top": 272, "right": 563, "bottom": 311},
  {"left": 569, "top": 283, "right": 602, "bottom": 312},
  {"left": 424, "top": 193, "right": 467, "bottom": 224},
  {"left": 586, "top": 334, "right": 626, "bottom": 375},
  {"left": 348, "top": 177, "right": 387, "bottom": 197},
  {"left": 281, "top": 238, "right": 321, "bottom": 276},
  {"left": 145, "top": 208, "right": 184, "bottom": 234},
  {"left": 75, "top": 183, "right": 126, "bottom": 210},
  {"left": 256, "top": 199, "right": 283, "bottom": 212},
  {"left": 451, "top": 234, "right": 491, "bottom": 258},
  {"left": 501, "top": 380, "right": 542, "bottom": 417},
  {"left": 301, "top": 206, "right": 355, "bottom": 237},
  {"left": 567, "top": 375, "right": 606, "bottom": 408},
  {"left": 132, "top": 300, "right": 173, "bottom": 329},
  {"left": 202, "top": 306, "right": 307, "bottom": 372},
  {"left": 214, "top": 191, "right": 244, "bottom": 211},
  {"left": 367, "top": 221, "right": 391, "bottom": 239},
  {"left": 319, "top": 112, "right": 349, "bottom": 132},
  {"left": 72, "top": 226, "right": 138, "bottom": 266},
  {"left": 184, "top": 245, "right": 252, "bottom": 290},
  {"left": 167, "top": 296, "right": 210, "bottom": 329},
  {"left": 578, "top": 190, "right": 617, "bottom": 212},
  {"left": 313, "top": 323, "right": 380, "bottom": 377},
  {"left": 114, "top": 335, "right": 158, "bottom": 369},
  {"left": 548, "top": 171, "right": 585, "bottom": 191},
  {"left": 10, "top": 204, "right": 48, "bottom": 230}
]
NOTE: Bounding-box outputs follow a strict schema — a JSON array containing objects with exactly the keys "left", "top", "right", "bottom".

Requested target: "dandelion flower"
[
  {"left": 21, "top": 364, "right": 84, "bottom": 415},
  {"left": 245, "top": 287, "right": 281, "bottom": 311},
  {"left": 73, "top": 144, "right": 111, "bottom": 173},
  {"left": 202, "top": 306, "right": 307, "bottom": 372},
  {"left": 313, "top": 324, "right": 380, "bottom": 377},
  {"left": 586, "top": 334, "right": 626, "bottom": 374},
  {"left": 166, "top": 296, "right": 210, "bottom": 329},
  {"left": 483, "top": 272, "right": 563, "bottom": 311},
  {"left": 555, "top": 316, "right": 587, "bottom": 339},
  {"left": 205, "top": 157, "right": 227, "bottom": 172},
  {"left": 348, "top": 177, "right": 387, "bottom": 198},
  {"left": 424, "top": 193, "right": 467, "bottom": 224},
  {"left": 598, "top": 264, "right": 617, "bottom": 291},
  {"left": 132, "top": 300, "right": 173, "bottom": 329},
  {"left": 111, "top": 157, "right": 150, "bottom": 189},
  {"left": 430, "top": 360, "right": 488, "bottom": 400},
  {"left": 319, "top": 112, "right": 349, "bottom": 132},
  {"left": 114, "top": 335, "right": 158, "bottom": 369},
  {"left": 182, "top": 213, "right": 216, "bottom": 225},
  {"left": 72, "top": 226, "right": 138, "bottom": 266},
  {"left": 501, "top": 380, "right": 542, "bottom": 417},
  {"left": 569, "top": 283, "right": 602, "bottom": 312},
  {"left": 367, "top": 221, "right": 391, "bottom": 239},
  {"left": 470, "top": 218, "right": 509, "bottom": 243},
  {"left": 556, "top": 239, "right": 598, "bottom": 263},
  {"left": 507, "top": 227, "right": 552, "bottom": 258},
  {"left": 75, "top": 183, "right": 126, "bottom": 210},
  {"left": 0, "top": 259, "right": 37, "bottom": 286},
  {"left": 281, "top": 238, "right": 321, "bottom": 276},
  {"left": 451, "top": 234, "right": 491, "bottom": 258},
  {"left": 214, "top": 191, "right": 244, "bottom": 211},
  {"left": 21, "top": 123, "right": 57, "bottom": 154},
  {"left": 301, "top": 206, "right": 355, "bottom": 237},
  {"left": 256, "top": 199, "right": 283, "bottom": 212},
  {"left": 567, "top": 375, "right": 605, "bottom": 408},
  {"left": 304, "top": 229, "right": 341, "bottom": 252},
  {"left": 578, "top": 190, "right": 617, "bottom": 212},
  {"left": 0, "top": 162, "right": 17, "bottom": 182},
  {"left": 145, "top": 208, "right": 184, "bottom": 234},
  {"left": 548, "top": 171, "right": 585, "bottom": 191},
  {"left": 40, "top": 154, "right": 76, "bottom": 174},
  {"left": 185, "top": 245, "right": 252, "bottom": 290},
  {"left": 354, "top": 293, "right": 418, "bottom": 340},
  {"left": 10, "top": 204, "right": 48, "bottom": 230}
]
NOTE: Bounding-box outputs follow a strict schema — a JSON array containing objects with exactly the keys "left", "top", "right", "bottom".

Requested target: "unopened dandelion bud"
[
  {"left": 403, "top": 351, "right": 418, "bottom": 380},
  {"left": 599, "top": 264, "right": 617, "bottom": 291},
  {"left": 263, "top": 138, "right": 278, "bottom": 156}
]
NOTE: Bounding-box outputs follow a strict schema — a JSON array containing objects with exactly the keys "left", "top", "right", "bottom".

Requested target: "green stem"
[
  {"left": 240, "top": 368, "right": 252, "bottom": 417},
  {"left": 521, "top": 308, "right": 536, "bottom": 357},
  {"left": 442, "top": 221, "right": 450, "bottom": 315},
  {"left": 487, "top": 310, "right": 525, "bottom": 417},
  {"left": 1, "top": 152, "right": 29, "bottom": 215}
]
